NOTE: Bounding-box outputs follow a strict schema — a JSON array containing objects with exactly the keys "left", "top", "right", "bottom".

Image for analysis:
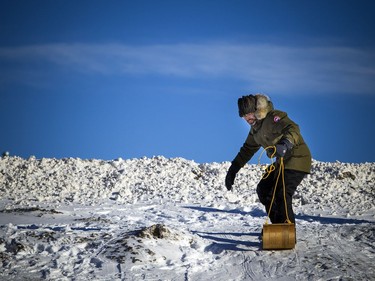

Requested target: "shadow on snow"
[
  {"left": 296, "top": 214, "right": 374, "bottom": 225},
  {"left": 184, "top": 205, "right": 374, "bottom": 225},
  {"left": 183, "top": 205, "right": 266, "bottom": 217},
  {"left": 192, "top": 231, "right": 261, "bottom": 253}
]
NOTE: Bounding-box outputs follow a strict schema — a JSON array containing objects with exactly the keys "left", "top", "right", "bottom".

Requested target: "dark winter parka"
[{"left": 233, "top": 95, "right": 312, "bottom": 174}]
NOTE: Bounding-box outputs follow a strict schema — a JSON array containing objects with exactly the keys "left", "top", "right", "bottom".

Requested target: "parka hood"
[{"left": 254, "top": 94, "right": 274, "bottom": 120}]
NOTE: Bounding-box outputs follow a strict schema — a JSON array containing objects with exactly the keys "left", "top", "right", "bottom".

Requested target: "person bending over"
[{"left": 225, "top": 94, "right": 311, "bottom": 224}]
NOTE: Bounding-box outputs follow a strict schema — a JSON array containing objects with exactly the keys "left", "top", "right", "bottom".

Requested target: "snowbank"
[{"left": 0, "top": 156, "right": 374, "bottom": 280}]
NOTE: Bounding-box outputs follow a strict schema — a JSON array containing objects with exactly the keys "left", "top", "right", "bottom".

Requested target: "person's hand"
[
  {"left": 225, "top": 162, "right": 241, "bottom": 191},
  {"left": 275, "top": 138, "right": 293, "bottom": 158}
]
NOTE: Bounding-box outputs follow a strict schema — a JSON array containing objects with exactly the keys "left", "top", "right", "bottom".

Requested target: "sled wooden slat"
[{"left": 262, "top": 223, "right": 296, "bottom": 250}]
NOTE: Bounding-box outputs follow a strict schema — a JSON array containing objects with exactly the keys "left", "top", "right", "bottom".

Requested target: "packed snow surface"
[{"left": 0, "top": 156, "right": 374, "bottom": 280}]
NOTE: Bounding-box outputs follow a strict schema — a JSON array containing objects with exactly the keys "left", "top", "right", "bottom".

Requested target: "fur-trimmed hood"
[{"left": 254, "top": 94, "right": 274, "bottom": 120}]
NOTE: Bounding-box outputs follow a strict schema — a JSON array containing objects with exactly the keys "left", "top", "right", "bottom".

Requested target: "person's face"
[{"left": 243, "top": 112, "right": 257, "bottom": 125}]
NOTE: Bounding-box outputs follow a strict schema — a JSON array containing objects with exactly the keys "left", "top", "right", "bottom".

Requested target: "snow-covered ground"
[{"left": 0, "top": 156, "right": 374, "bottom": 280}]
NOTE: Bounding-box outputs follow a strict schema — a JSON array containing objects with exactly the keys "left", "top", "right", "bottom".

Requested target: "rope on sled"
[{"left": 258, "top": 146, "right": 292, "bottom": 225}]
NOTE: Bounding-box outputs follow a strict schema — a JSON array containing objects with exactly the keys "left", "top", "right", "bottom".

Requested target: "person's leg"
[
  {"left": 272, "top": 169, "right": 306, "bottom": 223},
  {"left": 256, "top": 167, "right": 278, "bottom": 217}
]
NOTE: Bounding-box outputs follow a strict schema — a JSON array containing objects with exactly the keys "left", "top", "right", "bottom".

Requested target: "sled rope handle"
[
  {"left": 258, "top": 146, "right": 276, "bottom": 179},
  {"left": 258, "top": 146, "right": 292, "bottom": 225}
]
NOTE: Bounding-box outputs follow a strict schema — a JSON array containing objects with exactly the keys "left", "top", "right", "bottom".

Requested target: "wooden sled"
[
  {"left": 262, "top": 223, "right": 296, "bottom": 250},
  {"left": 260, "top": 156, "right": 296, "bottom": 250}
]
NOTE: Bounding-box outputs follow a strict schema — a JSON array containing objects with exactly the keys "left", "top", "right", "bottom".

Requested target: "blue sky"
[{"left": 1, "top": 0, "right": 375, "bottom": 164}]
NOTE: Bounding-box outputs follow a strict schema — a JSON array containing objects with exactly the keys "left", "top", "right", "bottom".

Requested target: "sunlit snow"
[{"left": 0, "top": 156, "right": 374, "bottom": 280}]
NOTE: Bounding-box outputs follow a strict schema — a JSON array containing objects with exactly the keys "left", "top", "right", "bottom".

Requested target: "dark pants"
[{"left": 256, "top": 167, "right": 306, "bottom": 224}]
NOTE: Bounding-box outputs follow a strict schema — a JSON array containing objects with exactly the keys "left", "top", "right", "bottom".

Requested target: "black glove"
[
  {"left": 225, "top": 162, "right": 241, "bottom": 191},
  {"left": 275, "top": 138, "right": 293, "bottom": 158}
]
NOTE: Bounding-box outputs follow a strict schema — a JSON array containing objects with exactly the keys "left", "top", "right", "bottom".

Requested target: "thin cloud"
[{"left": 1, "top": 43, "right": 374, "bottom": 95}]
